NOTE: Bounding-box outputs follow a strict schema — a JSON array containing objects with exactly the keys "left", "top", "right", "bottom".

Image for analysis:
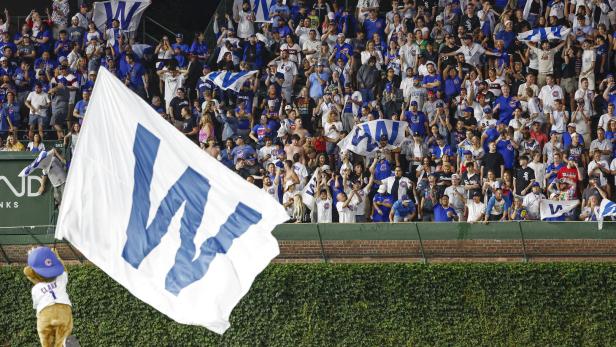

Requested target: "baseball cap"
[
  {"left": 568, "top": 155, "right": 576, "bottom": 160},
  {"left": 436, "top": 100, "right": 444, "bottom": 107},
  {"left": 27, "top": 247, "right": 65, "bottom": 278},
  {"left": 410, "top": 100, "right": 418, "bottom": 106},
  {"left": 483, "top": 106, "right": 492, "bottom": 113},
  {"left": 464, "top": 107, "right": 474, "bottom": 113},
  {"left": 0, "top": 57, "right": 6, "bottom": 62},
  {"left": 176, "top": 33, "right": 183, "bottom": 38},
  {"left": 275, "top": 72, "right": 285, "bottom": 79},
  {"left": 473, "top": 191, "right": 482, "bottom": 197},
  {"left": 567, "top": 123, "right": 576, "bottom": 128},
  {"left": 464, "top": 34, "right": 473, "bottom": 40},
  {"left": 452, "top": 173, "right": 460, "bottom": 179},
  {"left": 531, "top": 182, "right": 540, "bottom": 187},
  {"left": 463, "top": 150, "right": 472, "bottom": 155},
  {"left": 284, "top": 105, "right": 292, "bottom": 110},
  {"left": 378, "top": 185, "right": 387, "bottom": 193}
]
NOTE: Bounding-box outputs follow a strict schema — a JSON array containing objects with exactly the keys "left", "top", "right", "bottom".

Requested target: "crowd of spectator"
[{"left": 1, "top": 0, "right": 616, "bottom": 224}]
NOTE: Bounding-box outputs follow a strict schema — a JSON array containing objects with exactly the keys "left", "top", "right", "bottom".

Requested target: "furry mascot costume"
[{"left": 24, "top": 247, "right": 73, "bottom": 347}]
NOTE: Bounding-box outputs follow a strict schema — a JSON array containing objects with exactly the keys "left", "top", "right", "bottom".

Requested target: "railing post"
[
  {"left": 315, "top": 223, "right": 328, "bottom": 263},
  {"left": 415, "top": 223, "right": 427, "bottom": 264},
  {"left": 518, "top": 222, "right": 529, "bottom": 263},
  {"left": 0, "top": 244, "right": 10, "bottom": 264}
]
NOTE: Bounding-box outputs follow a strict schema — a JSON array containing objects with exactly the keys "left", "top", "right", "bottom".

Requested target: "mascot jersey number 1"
[{"left": 24, "top": 246, "right": 73, "bottom": 347}]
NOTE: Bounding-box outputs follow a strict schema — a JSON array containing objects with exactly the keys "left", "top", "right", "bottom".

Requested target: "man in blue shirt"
[
  {"left": 430, "top": 136, "right": 453, "bottom": 162},
  {"left": 231, "top": 135, "right": 257, "bottom": 165},
  {"left": 496, "top": 131, "right": 517, "bottom": 171},
  {"left": 434, "top": 195, "right": 458, "bottom": 222},
  {"left": 333, "top": 33, "right": 353, "bottom": 64},
  {"left": 124, "top": 53, "right": 148, "bottom": 100},
  {"left": 308, "top": 63, "right": 329, "bottom": 100},
  {"left": 492, "top": 84, "right": 519, "bottom": 125},
  {"left": 421, "top": 62, "right": 442, "bottom": 94},
  {"left": 269, "top": 0, "right": 290, "bottom": 28},
  {"left": 172, "top": 33, "right": 190, "bottom": 54},
  {"left": 390, "top": 195, "right": 416, "bottom": 222},
  {"left": 363, "top": 9, "right": 385, "bottom": 42},
  {"left": 372, "top": 184, "right": 393, "bottom": 222},
  {"left": 404, "top": 101, "right": 429, "bottom": 136}
]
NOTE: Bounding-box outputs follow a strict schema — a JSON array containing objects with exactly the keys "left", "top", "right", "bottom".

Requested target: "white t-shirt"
[
  {"left": 466, "top": 201, "right": 485, "bottom": 222},
  {"left": 350, "top": 187, "right": 369, "bottom": 216},
  {"left": 31, "top": 271, "right": 72, "bottom": 314},
  {"left": 581, "top": 49, "right": 595, "bottom": 73},
  {"left": 276, "top": 60, "right": 298, "bottom": 88},
  {"left": 588, "top": 159, "right": 609, "bottom": 186},
  {"left": 26, "top": 91, "right": 50, "bottom": 116},
  {"left": 522, "top": 192, "right": 544, "bottom": 219},
  {"left": 316, "top": 198, "right": 333, "bottom": 223},
  {"left": 336, "top": 201, "right": 356, "bottom": 223},
  {"left": 162, "top": 72, "right": 185, "bottom": 109}
]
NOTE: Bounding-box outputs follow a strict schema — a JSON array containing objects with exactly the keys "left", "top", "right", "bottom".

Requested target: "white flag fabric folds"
[
  {"left": 92, "top": 0, "right": 151, "bottom": 32},
  {"left": 252, "top": 0, "right": 277, "bottom": 22},
  {"left": 517, "top": 26, "right": 571, "bottom": 42},
  {"left": 205, "top": 70, "right": 258, "bottom": 92},
  {"left": 55, "top": 67, "right": 288, "bottom": 334},
  {"left": 539, "top": 199, "right": 579, "bottom": 220},
  {"left": 337, "top": 120, "right": 409, "bottom": 156},
  {"left": 301, "top": 169, "right": 319, "bottom": 210},
  {"left": 18, "top": 150, "right": 53, "bottom": 177},
  {"left": 598, "top": 199, "right": 616, "bottom": 230}
]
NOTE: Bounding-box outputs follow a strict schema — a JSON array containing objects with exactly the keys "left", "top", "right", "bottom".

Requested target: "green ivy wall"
[{"left": 3, "top": 263, "right": 616, "bottom": 346}]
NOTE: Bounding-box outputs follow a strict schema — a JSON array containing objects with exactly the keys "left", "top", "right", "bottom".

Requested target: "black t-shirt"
[
  {"left": 462, "top": 171, "right": 481, "bottom": 199},
  {"left": 514, "top": 166, "right": 535, "bottom": 195},
  {"left": 439, "top": 45, "right": 460, "bottom": 69},
  {"left": 170, "top": 96, "right": 189, "bottom": 121},
  {"left": 482, "top": 152, "right": 504, "bottom": 178}
]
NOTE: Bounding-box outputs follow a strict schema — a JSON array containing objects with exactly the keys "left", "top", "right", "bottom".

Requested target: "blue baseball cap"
[
  {"left": 436, "top": 100, "right": 444, "bottom": 107},
  {"left": 483, "top": 106, "right": 492, "bottom": 113},
  {"left": 27, "top": 247, "right": 64, "bottom": 278},
  {"left": 464, "top": 107, "right": 474, "bottom": 113},
  {"left": 463, "top": 150, "right": 472, "bottom": 155},
  {"left": 410, "top": 100, "right": 418, "bottom": 106}
]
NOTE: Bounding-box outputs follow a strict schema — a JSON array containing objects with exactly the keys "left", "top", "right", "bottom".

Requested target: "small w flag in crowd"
[
  {"left": 92, "top": 0, "right": 151, "bottom": 32},
  {"left": 598, "top": 199, "right": 616, "bottom": 230},
  {"left": 338, "top": 120, "right": 409, "bottom": 156},
  {"left": 539, "top": 199, "right": 579, "bottom": 220},
  {"left": 55, "top": 67, "right": 288, "bottom": 334},
  {"left": 517, "top": 26, "right": 571, "bottom": 42},
  {"left": 18, "top": 150, "right": 52, "bottom": 177},
  {"left": 206, "top": 70, "right": 258, "bottom": 92},
  {"left": 252, "top": 0, "right": 277, "bottom": 22}
]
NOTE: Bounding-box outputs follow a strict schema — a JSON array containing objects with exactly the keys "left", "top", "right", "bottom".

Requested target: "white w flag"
[
  {"left": 598, "top": 199, "right": 616, "bottom": 230},
  {"left": 92, "top": 0, "right": 151, "bottom": 32},
  {"left": 517, "top": 26, "right": 571, "bottom": 42},
  {"left": 301, "top": 168, "right": 320, "bottom": 210},
  {"left": 338, "top": 120, "right": 409, "bottom": 156},
  {"left": 206, "top": 70, "right": 258, "bottom": 92},
  {"left": 539, "top": 199, "right": 579, "bottom": 220},
  {"left": 18, "top": 150, "right": 53, "bottom": 177},
  {"left": 252, "top": 0, "right": 278, "bottom": 22},
  {"left": 55, "top": 67, "right": 288, "bottom": 334}
]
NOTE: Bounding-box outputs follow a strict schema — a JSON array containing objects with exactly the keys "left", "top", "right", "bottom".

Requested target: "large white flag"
[
  {"left": 55, "top": 67, "right": 288, "bottom": 334},
  {"left": 539, "top": 199, "right": 579, "bottom": 220},
  {"left": 206, "top": 70, "right": 258, "bottom": 92},
  {"left": 92, "top": 0, "right": 151, "bottom": 32},
  {"left": 338, "top": 120, "right": 409, "bottom": 156},
  {"left": 517, "top": 26, "right": 571, "bottom": 42}
]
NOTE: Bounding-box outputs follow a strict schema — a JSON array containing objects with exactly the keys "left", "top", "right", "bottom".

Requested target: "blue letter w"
[
  {"left": 105, "top": 1, "right": 141, "bottom": 28},
  {"left": 122, "top": 125, "right": 262, "bottom": 295}
]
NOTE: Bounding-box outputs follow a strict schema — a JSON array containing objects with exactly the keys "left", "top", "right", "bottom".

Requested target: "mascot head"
[{"left": 25, "top": 247, "right": 65, "bottom": 282}]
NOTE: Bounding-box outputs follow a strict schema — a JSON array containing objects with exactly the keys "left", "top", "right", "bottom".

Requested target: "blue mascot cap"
[{"left": 27, "top": 246, "right": 64, "bottom": 278}]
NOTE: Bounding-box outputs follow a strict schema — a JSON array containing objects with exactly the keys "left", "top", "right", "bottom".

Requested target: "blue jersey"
[
  {"left": 422, "top": 74, "right": 442, "bottom": 93},
  {"left": 496, "top": 139, "right": 516, "bottom": 169},
  {"left": 374, "top": 159, "right": 393, "bottom": 182},
  {"left": 494, "top": 96, "right": 519, "bottom": 125},
  {"left": 363, "top": 17, "right": 385, "bottom": 41},
  {"left": 434, "top": 204, "right": 457, "bottom": 221},
  {"left": 405, "top": 111, "right": 428, "bottom": 136},
  {"left": 392, "top": 200, "right": 416, "bottom": 218},
  {"left": 372, "top": 193, "right": 393, "bottom": 222}
]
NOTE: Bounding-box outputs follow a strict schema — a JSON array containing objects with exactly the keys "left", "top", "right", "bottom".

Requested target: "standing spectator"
[{"left": 389, "top": 194, "right": 416, "bottom": 222}]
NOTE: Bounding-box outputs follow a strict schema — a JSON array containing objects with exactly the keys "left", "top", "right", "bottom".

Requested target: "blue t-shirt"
[
  {"left": 363, "top": 17, "right": 385, "bottom": 41},
  {"left": 422, "top": 74, "right": 442, "bottom": 94},
  {"left": 392, "top": 200, "right": 416, "bottom": 218},
  {"left": 74, "top": 99, "right": 89, "bottom": 123},
  {"left": 494, "top": 96, "right": 519, "bottom": 125},
  {"left": 309, "top": 72, "right": 329, "bottom": 99},
  {"left": 374, "top": 159, "right": 393, "bottom": 182},
  {"left": 434, "top": 204, "right": 457, "bottom": 222},
  {"left": 372, "top": 193, "right": 393, "bottom": 222},
  {"left": 0, "top": 103, "right": 20, "bottom": 127},
  {"left": 444, "top": 76, "right": 462, "bottom": 101},
  {"left": 405, "top": 111, "right": 428, "bottom": 136},
  {"left": 496, "top": 139, "right": 515, "bottom": 169}
]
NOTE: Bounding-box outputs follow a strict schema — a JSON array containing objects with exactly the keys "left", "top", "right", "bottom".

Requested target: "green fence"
[{"left": 2, "top": 221, "right": 616, "bottom": 263}]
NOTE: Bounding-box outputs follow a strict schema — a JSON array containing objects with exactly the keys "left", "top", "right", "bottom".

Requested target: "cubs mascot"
[{"left": 23, "top": 247, "right": 73, "bottom": 347}]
